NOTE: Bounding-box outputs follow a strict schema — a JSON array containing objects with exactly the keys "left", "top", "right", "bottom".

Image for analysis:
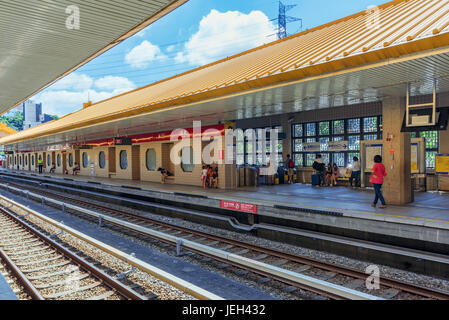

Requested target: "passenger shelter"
[{"left": 2, "top": 0, "right": 449, "bottom": 204}]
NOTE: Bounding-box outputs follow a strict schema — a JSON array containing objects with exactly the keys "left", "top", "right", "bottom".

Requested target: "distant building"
[{"left": 22, "top": 100, "right": 53, "bottom": 130}]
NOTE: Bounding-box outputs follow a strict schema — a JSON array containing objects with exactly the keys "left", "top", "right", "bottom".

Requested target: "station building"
[{"left": 2, "top": 0, "right": 449, "bottom": 205}]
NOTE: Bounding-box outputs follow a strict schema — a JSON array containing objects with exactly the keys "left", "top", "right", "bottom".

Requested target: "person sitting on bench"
[
  {"left": 158, "top": 167, "right": 172, "bottom": 183},
  {"left": 49, "top": 163, "right": 56, "bottom": 173},
  {"left": 73, "top": 162, "right": 80, "bottom": 175}
]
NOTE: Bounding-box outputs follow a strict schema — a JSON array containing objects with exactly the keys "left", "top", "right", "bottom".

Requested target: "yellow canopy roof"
[
  {"left": 2, "top": 0, "right": 449, "bottom": 146},
  {"left": 0, "top": 123, "right": 17, "bottom": 135}
]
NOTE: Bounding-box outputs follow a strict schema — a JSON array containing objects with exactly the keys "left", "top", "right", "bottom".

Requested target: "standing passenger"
[
  {"left": 350, "top": 157, "right": 361, "bottom": 188},
  {"left": 370, "top": 155, "right": 389, "bottom": 209},
  {"left": 285, "top": 154, "right": 295, "bottom": 184},
  {"left": 312, "top": 154, "right": 325, "bottom": 187},
  {"left": 38, "top": 158, "right": 43, "bottom": 174}
]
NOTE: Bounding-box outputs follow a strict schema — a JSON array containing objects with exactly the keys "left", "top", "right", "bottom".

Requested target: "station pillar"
[{"left": 382, "top": 96, "right": 412, "bottom": 205}]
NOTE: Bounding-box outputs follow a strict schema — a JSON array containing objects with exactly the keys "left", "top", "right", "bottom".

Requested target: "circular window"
[
  {"left": 82, "top": 152, "right": 88, "bottom": 168},
  {"left": 68, "top": 154, "right": 73, "bottom": 167},
  {"left": 47, "top": 154, "right": 51, "bottom": 166},
  {"left": 120, "top": 150, "right": 128, "bottom": 170},
  {"left": 181, "top": 147, "right": 195, "bottom": 172},
  {"left": 99, "top": 151, "right": 106, "bottom": 169},
  {"left": 32, "top": 155, "right": 34, "bottom": 166},
  {"left": 146, "top": 149, "right": 156, "bottom": 171},
  {"left": 57, "top": 154, "right": 61, "bottom": 167}
]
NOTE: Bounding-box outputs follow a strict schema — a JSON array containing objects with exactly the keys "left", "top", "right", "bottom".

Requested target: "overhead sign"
[
  {"left": 302, "top": 142, "right": 321, "bottom": 152},
  {"left": 220, "top": 200, "right": 258, "bottom": 214},
  {"left": 114, "top": 137, "right": 132, "bottom": 146},
  {"left": 73, "top": 145, "right": 93, "bottom": 150},
  {"left": 328, "top": 141, "right": 348, "bottom": 152},
  {"left": 436, "top": 154, "right": 449, "bottom": 175}
]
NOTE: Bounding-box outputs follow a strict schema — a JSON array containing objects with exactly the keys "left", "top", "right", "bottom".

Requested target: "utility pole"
[{"left": 277, "top": 1, "right": 302, "bottom": 39}]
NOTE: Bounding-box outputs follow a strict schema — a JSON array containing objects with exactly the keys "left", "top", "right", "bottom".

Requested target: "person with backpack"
[
  {"left": 284, "top": 154, "right": 295, "bottom": 184},
  {"left": 312, "top": 154, "right": 326, "bottom": 187}
]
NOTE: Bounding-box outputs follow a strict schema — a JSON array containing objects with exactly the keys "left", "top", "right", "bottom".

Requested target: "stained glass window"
[
  {"left": 319, "top": 121, "right": 330, "bottom": 136},
  {"left": 293, "top": 124, "right": 303, "bottom": 137},
  {"left": 348, "top": 135, "right": 360, "bottom": 151},
  {"left": 425, "top": 151, "right": 436, "bottom": 169},
  {"left": 294, "top": 139, "right": 303, "bottom": 152},
  {"left": 306, "top": 123, "right": 316, "bottom": 136},
  {"left": 364, "top": 134, "right": 378, "bottom": 141},
  {"left": 420, "top": 131, "right": 438, "bottom": 149},
  {"left": 306, "top": 154, "right": 316, "bottom": 167},
  {"left": 294, "top": 154, "right": 303, "bottom": 166},
  {"left": 347, "top": 118, "right": 360, "bottom": 133},
  {"left": 321, "top": 153, "right": 330, "bottom": 165},
  {"left": 363, "top": 117, "right": 377, "bottom": 132},
  {"left": 333, "top": 136, "right": 344, "bottom": 141},
  {"left": 333, "top": 153, "right": 345, "bottom": 167},
  {"left": 319, "top": 137, "right": 329, "bottom": 151},
  {"left": 333, "top": 120, "right": 344, "bottom": 135}
]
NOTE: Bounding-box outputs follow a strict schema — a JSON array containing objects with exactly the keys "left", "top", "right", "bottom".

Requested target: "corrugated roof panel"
[{"left": 0, "top": 0, "right": 188, "bottom": 114}]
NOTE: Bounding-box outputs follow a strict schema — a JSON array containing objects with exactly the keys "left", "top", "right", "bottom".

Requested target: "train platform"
[
  {"left": 1, "top": 169, "right": 449, "bottom": 249},
  {"left": 0, "top": 271, "right": 17, "bottom": 300}
]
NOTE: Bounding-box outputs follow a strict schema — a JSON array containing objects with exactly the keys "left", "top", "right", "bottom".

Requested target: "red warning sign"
[{"left": 220, "top": 200, "right": 258, "bottom": 214}]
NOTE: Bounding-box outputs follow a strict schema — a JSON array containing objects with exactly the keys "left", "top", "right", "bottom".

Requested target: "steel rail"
[
  {"left": 0, "top": 191, "right": 381, "bottom": 300},
  {"left": 0, "top": 207, "right": 145, "bottom": 300},
  {"left": 5, "top": 181, "right": 447, "bottom": 300},
  {"left": 0, "top": 195, "right": 223, "bottom": 300}
]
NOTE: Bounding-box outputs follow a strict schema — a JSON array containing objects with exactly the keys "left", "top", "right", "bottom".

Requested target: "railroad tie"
[
  {"left": 268, "top": 259, "right": 289, "bottom": 267},
  {"left": 252, "top": 254, "right": 269, "bottom": 261},
  {"left": 28, "top": 268, "right": 77, "bottom": 280},
  {"left": 44, "top": 281, "right": 102, "bottom": 299},
  {"left": 15, "top": 256, "right": 64, "bottom": 267},
  {"left": 292, "top": 265, "right": 312, "bottom": 273},
  {"left": 378, "top": 288, "right": 400, "bottom": 299},
  {"left": 34, "top": 273, "right": 90, "bottom": 289},
  {"left": 85, "top": 291, "right": 116, "bottom": 301},
  {"left": 345, "top": 279, "right": 365, "bottom": 290},
  {"left": 23, "top": 261, "right": 71, "bottom": 273}
]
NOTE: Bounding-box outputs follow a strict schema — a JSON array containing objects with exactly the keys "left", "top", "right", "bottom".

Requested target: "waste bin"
[
  {"left": 410, "top": 177, "right": 415, "bottom": 202},
  {"left": 277, "top": 167, "right": 285, "bottom": 184}
]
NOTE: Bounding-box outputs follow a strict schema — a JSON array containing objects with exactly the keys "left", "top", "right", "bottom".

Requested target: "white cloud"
[
  {"left": 32, "top": 73, "right": 136, "bottom": 117},
  {"left": 49, "top": 73, "right": 94, "bottom": 91},
  {"left": 94, "top": 76, "right": 135, "bottom": 91},
  {"left": 125, "top": 40, "right": 167, "bottom": 68},
  {"left": 166, "top": 45, "right": 176, "bottom": 53},
  {"left": 175, "top": 10, "right": 277, "bottom": 66}
]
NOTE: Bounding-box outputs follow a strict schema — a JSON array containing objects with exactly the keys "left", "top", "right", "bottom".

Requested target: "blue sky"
[{"left": 30, "top": 0, "right": 386, "bottom": 117}]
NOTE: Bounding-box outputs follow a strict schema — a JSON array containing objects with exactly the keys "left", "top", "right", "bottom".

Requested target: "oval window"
[
  {"left": 120, "top": 150, "right": 128, "bottom": 170},
  {"left": 57, "top": 154, "right": 61, "bottom": 167},
  {"left": 181, "top": 147, "right": 195, "bottom": 172},
  {"left": 82, "top": 152, "right": 88, "bottom": 168},
  {"left": 47, "top": 154, "right": 51, "bottom": 166},
  {"left": 32, "top": 155, "right": 34, "bottom": 166},
  {"left": 19, "top": 156, "right": 22, "bottom": 165},
  {"left": 25, "top": 156, "right": 28, "bottom": 166},
  {"left": 68, "top": 153, "right": 73, "bottom": 167},
  {"left": 39, "top": 155, "right": 42, "bottom": 161},
  {"left": 99, "top": 151, "right": 106, "bottom": 169},
  {"left": 146, "top": 149, "right": 156, "bottom": 171}
]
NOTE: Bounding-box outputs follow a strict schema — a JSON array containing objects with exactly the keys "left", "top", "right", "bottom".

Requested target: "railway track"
[
  {"left": 0, "top": 206, "right": 145, "bottom": 300},
  {"left": 2, "top": 179, "right": 449, "bottom": 300}
]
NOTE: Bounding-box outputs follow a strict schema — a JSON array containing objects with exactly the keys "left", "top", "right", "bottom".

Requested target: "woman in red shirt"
[{"left": 370, "top": 155, "right": 388, "bottom": 208}]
